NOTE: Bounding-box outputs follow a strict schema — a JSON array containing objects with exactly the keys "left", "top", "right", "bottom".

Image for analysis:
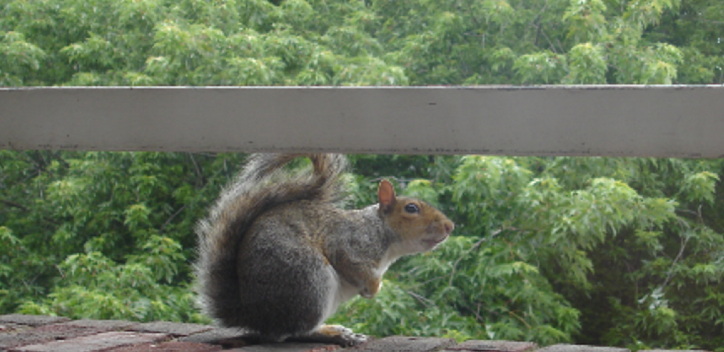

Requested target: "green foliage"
[
  {"left": 564, "top": 43, "right": 607, "bottom": 84},
  {"left": 0, "top": 0, "right": 405, "bottom": 86},
  {"left": 0, "top": 151, "right": 243, "bottom": 323},
  {"left": 1, "top": 0, "right": 722, "bottom": 86}
]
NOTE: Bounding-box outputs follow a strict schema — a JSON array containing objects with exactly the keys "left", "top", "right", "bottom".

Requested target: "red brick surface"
[
  {"left": 0, "top": 323, "right": 32, "bottom": 334},
  {"left": 107, "top": 341, "right": 224, "bottom": 352},
  {"left": 228, "top": 342, "right": 341, "bottom": 352},
  {"left": 0, "top": 323, "right": 108, "bottom": 350},
  {"left": 445, "top": 340, "right": 538, "bottom": 352},
  {"left": 639, "top": 350, "right": 709, "bottom": 352},
  {"left": 11, "top": 331, "right": 169, "bottom": 352},
  {"left": 0, "top": 314, "right": 70, "bottom": 327},
  {"left": 178, "top": 327, "right": 247, "bottom": 346},
  {"left": 346, "top": 336, "right": 457, "bottom": 352},
  {"left": 60, "top": 319, "right": 137, "bottom": 330},
  {"left": 130, "top": 322, "right": 214, "bottom": 337},
  {"left": 0, "top": 315, "right": 712, "bottom": 352},
  {"left": 536, "top": 345, "right": 630, "bottom": 352}
]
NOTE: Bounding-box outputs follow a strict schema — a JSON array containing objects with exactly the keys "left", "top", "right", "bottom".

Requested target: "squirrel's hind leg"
[
  {"left": 286, "top": 267, "right": 369, "bottom": 347},
  {"left": 288, "top": 324, "right": 369, "bottom": 347},
  {"left": 237, "top": 233, "right": 361, "bottom": 344}
]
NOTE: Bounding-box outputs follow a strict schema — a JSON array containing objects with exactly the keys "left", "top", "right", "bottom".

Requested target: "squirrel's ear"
[{"left": 378, "top": 179, "right": 396, "bottom": 212}]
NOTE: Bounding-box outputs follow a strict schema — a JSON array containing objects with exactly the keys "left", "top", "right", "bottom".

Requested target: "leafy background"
[{"left": 2, "top": 0, "right": 724, "bottom": 350}]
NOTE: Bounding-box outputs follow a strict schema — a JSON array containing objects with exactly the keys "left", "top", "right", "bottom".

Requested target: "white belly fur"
[
  {"left": 320, "top": 265, "right": 359, "bottom": 325},
  {"left": 318, "top": 246, "right": 402, "bottom": 329}
]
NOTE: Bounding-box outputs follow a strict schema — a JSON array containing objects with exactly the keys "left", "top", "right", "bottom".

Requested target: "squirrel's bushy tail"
[{"left": 194, "top": 153, "right": 347, "bottom": 328}]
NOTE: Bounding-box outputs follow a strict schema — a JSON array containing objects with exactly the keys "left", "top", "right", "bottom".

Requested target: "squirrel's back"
[{"left": 194, "top": 153, "right": 347, "bottom": 328}]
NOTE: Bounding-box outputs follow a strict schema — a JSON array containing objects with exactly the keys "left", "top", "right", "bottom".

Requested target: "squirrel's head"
[{"left": 377, "top": 179, "right": 454, "bottom": 254}]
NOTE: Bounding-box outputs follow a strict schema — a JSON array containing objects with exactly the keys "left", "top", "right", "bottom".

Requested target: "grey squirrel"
[{"left": 195, "top": 153, "right": 454, "bottom": 346}]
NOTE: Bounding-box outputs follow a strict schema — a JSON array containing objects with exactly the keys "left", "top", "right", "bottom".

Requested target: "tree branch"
[
  {"left": 448, "top": 228, "right": 503, "bottom": 286},
  {"left": 1, "top": 199, "right": 60, "bottom": 225},
  {"left": 159, "top": 205, "right": 187, "bottom": 233},
  {"left": 406, "top": 290, "right": 434, "bottom": 308},
  {"left": 1, "top": 199, "right": 30, "bottom": 212}
]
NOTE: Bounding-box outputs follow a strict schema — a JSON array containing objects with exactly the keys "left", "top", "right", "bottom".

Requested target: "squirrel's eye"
[{"left": 404, "top": 203, "right": 420, "bottom": 214}]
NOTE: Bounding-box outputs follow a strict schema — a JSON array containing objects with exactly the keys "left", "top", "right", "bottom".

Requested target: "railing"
[{"left": 2, "top": 85, "right": 723, "bottom": 157}]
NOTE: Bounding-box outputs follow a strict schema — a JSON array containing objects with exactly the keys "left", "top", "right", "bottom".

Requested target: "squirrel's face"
[{"left": 377, "top": 180, "right": 455, "bottom": 253}]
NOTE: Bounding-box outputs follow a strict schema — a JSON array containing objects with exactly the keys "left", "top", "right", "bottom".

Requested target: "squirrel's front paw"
[{"left": 360, "top": 279, "right": 383, "bottom": 298}]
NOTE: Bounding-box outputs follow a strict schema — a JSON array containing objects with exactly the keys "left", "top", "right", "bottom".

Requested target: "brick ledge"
[{"left": 0, "top": 314, "right": 709, "bottom": 352}]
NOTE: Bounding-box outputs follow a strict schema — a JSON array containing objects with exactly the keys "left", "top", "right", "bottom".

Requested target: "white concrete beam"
[{"left": 1, "top": 86, "right": 722, "bottom": 157}]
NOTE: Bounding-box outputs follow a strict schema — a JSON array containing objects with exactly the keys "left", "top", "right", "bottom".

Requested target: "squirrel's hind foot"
[{"left": 288, "top": 324, "right": 369, "bottom": 347}]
